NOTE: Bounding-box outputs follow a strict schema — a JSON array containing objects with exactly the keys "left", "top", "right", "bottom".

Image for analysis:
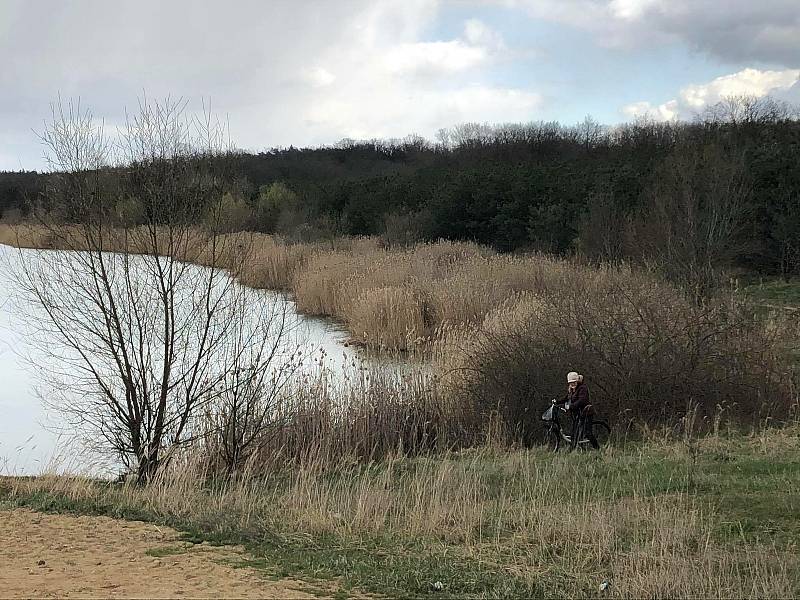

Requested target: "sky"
[{"left": 1, "top": 0, "right": 800, "bottom": 171}]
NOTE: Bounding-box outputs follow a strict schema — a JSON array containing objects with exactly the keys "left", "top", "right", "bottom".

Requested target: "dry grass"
[
  {"left": 438, "top": 276, "right": 797, "bottom": 430},
  {"left": 4, "top": 223, "right": 796, "bottom": 431},
  {"left": 5, "top": 426, "right": 799, "bottom": 598},
  {"left": 0, "top": 222, "right": 213, "bottom": 259},
  {"left": 284, "top": 241, "right": 579, "bottom": 351},
  {"left": 0, "top": 222, "right": 69, "bottom": 248},
  {"left": 199, "top": 366, "right": 465, "bottom": 471},
  {"left": 234, "top": 234, "right": 320, "bottom": 290}
]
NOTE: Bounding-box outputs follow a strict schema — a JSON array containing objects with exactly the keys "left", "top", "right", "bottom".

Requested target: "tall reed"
[{"left": 4, "top": 224, "right": 796, "bottom": 430}]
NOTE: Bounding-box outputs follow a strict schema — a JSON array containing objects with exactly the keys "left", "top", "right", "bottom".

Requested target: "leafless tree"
[
  {"left": 576, "top": 115, "right": 605, "bottom": 151},
  {"left": 701, "top": 94, "right": 793, "bottom": 125},
  {"left": 203, "top": 287, "right": 305, "bottom": 476},
  {"left": 628, "top": 145, "right": 752, "bottom": 298},
  {"left": 13, "top": 98, "right": 297, "bottom": 482}
]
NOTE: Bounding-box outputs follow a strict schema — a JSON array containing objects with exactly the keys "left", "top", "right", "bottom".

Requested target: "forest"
[{"left": 2, "top": 95, "right": 799, "bottom": 289}]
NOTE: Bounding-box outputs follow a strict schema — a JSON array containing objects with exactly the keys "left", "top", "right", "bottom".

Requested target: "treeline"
[
  {"left": 0, "top": 170, "right": 41, "bottom": 223},
  {"left": 3, "top": 95, "right": 800, "bottom": 285}
]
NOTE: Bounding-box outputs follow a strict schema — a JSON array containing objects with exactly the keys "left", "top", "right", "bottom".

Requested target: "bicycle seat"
[{"left": 580, "top": 404, "right": 595, "bottom": 417}]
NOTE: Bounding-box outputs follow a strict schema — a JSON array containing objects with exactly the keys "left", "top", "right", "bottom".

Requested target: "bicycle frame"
[{"left": 542, "top": 404, "right": 593, "bottom": 446}]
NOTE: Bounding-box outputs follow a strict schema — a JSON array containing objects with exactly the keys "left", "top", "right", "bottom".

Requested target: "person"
[{"left": 556, "top": 371, "right": 599, "bottom": 450}]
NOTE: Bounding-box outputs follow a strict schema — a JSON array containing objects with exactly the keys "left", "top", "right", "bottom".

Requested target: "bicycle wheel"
[
  {"left": 593, "top": 420, "right": 611, "bottom": 447},
  {"left": 543, "top": 425, "right": 561, "bottom": 451}
]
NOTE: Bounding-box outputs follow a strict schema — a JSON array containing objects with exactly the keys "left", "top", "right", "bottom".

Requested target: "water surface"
[{"left": 0, "top": 244, "right": 365, "bottom": 475}]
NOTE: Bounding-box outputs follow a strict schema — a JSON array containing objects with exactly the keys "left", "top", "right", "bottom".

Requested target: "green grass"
[
  {"left": 145, "top": 545, "right": 190, "bottom": 558},
  {"left": 0, "top": 484, "right": 544, "bottom": 598},
  {"left": 741, "top": 277, "right": 800, "bottom": 308},
  {"left": 2, "top": 430, "right": 799, "bottom": 598}
]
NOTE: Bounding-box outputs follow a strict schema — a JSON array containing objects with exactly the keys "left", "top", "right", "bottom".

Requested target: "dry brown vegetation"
[
  {"left": 3, "top": 225, "right": 799, "bottom": 597},
  {"left": 3, "top": 223, "right": 797, "bottom": 438},
  {"left": 233, "top": 230, "right": 798, "bottom": 433},
  {"left": 5, "top": 425, "right": 799, "bottom": 598},
  {"left": 200, "top": 368, "right": 463, "bottom": 470},
  {"left": 440, "top": 275, "right": 797, "bottom": 441}
]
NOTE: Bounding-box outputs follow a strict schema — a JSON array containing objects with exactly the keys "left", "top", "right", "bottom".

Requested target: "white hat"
[{"left": 566, "top": 371, "right": 580, "bottom": 383}]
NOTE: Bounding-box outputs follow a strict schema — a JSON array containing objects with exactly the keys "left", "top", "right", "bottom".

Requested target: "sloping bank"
[
  {"left": 1, "top": 223, "right": 796, "bottom": 434},
  {"left": 2, "top": 427, "right": 799, "bottom": 598}
]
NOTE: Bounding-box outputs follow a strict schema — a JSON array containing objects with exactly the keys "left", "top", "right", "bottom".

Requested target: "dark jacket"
[{"left": 564, "top": 382, "right": 590, "bottom": 414}]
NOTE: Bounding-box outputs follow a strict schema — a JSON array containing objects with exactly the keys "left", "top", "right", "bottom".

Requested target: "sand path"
[{"left": 0, "top": 507, "right": 319, "bottom": 598}]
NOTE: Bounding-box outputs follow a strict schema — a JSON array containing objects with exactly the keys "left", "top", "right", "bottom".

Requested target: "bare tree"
[
  {"left": 13, "top": 98, "right": 296, "bottom": 482},
  {"left": 629, "top": 145, "right": 752, "bottom": 298},
  {"left": 769, "top": 189, "right": 800, "bottom": 280},
  {"left": 576, "top": 115, "right": 605, "bottom": 152},
  {"left": 205, "top": 296, "right": 304, "bottom": 476},
  {"left": 701, "top": 94, "right": 793, "bottom": 125}
]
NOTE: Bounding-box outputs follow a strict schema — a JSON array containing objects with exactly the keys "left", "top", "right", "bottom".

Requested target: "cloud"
[
  {"left": 621, "top": 100, "right": 679, "bottom": 121},
  {"left": 463, "top": 18, "right": 506, "bottom": 48},
  {"left": 509, "top": 0, "right": 800, "bottom": 66},
  {"left": 621, "top": 67, "right": 800, "bottom": 120},
  {"left": 383, "top": 41, "right": 489, "bottom": 75},
  {"left": 304, "top": 86, "right": 542, "bottom": 141},
  {"left": 0, "top": 0, "right": 537, "bottom": 169},
  {"left": 774, "top": 80, "right": 800, "bottom": 105},
  {"left": 648, "top": 1, "right": 800, "bottom": 67},
  {"left": 382, "top": 19, "right": 506, "bottom": 76},
  {"left": 608, "top": 0, "right": 659, "bottom": 20},
  {"left": 302, "top": 67, "right": 336, "bottom": 89},
  {"left": 289, "top": 15, "right": 536, "bottom": 142}
]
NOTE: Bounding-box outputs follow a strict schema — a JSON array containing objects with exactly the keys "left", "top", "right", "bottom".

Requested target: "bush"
[
  {"left": 440, "top": 268, "right": 795, "bottom": 441},
  {"left": 203, "top": 367, "right": 465, "bottom": 470},
  {"left": 255, "top": 182, "right": 304, "bottom": 235},
  {"left": 209, "top": 192, "right": 252, "bottom": 233}
]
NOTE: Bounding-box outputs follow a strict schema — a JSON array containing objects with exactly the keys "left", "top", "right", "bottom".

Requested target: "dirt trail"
[{"left": 0, "top": 507, "right": 318, "bottom": 598}]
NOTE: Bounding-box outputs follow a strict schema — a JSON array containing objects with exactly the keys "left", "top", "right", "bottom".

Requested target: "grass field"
[
  {"left": 741, "top": 278, "right": 800, "bottom": 309},
  {"left": 2, "top": 223, "right": 798, "bottom": 596},
  {"left": 3, "top": 427, "right": 799, "bottom": 598}
]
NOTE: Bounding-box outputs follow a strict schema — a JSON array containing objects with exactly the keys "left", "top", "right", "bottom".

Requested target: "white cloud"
[
  {"left": 383, "top": 41, "right": 488, "bottom": 75},
  {"left": 509, "top": 0, "right": 607, "bottom": 29},
  {"left": 0, "top": 1, "right": 539, "bottom": 169},
  {"left": 304, "top": 85, "right": 542, "bottom": 141},
  {"left": 680, "top": 68, "right": 799, "bottom": 108},
  {"left": 621, "top": 99, "right": 678, "bottom": 121},
  {"left": 608, "top": 0, "right": 659, "bottom": 21},
  {"left": 622, "top": 67, "right": 800, "bottom": 121},
  {"left": 382, "top": 18, "right": 505, "bottom": 76},
  {"left": 302, "top": 67, "right": 336, "bottom": 88},
  {"left": 509, "top": 0, "right": 800, "bottom": 65},
  {"left": 292, "top": 15, "right": 534, "bottom": 143},
  {"left": 463, "top": 18, "right": 505, "bottom": 49}
]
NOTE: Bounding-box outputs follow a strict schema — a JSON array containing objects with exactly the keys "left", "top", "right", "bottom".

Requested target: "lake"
[{"left": 0, "top": 243, "right": 368, "bottom": 475}]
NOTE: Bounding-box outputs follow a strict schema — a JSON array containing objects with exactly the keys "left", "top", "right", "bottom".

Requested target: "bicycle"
[{"left": 541, "top": 399, "right": 611, "bottom": 451}]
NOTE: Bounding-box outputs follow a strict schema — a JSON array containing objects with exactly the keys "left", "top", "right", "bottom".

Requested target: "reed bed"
[
  {"left": 281, "top": 241, "right": 572, "bottom": 351},
  {"left": 3, "top": 223, "right": 797, "bottom": 430},
  {"left": 196, "top": 365, "right": 472, "bottom": 472}
]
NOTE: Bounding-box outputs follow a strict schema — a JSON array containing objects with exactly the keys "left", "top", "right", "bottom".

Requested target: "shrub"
[
  {"left": 209, "top": 192, "right": 252, "bottom": 233},
  {"left": 439, "top": 269, "right": 795, "bottom": 440}
]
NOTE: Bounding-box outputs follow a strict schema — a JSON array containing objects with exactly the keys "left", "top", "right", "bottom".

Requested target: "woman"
[{"left": 559, "top": 371, "right": 599, "bottom": 450}]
